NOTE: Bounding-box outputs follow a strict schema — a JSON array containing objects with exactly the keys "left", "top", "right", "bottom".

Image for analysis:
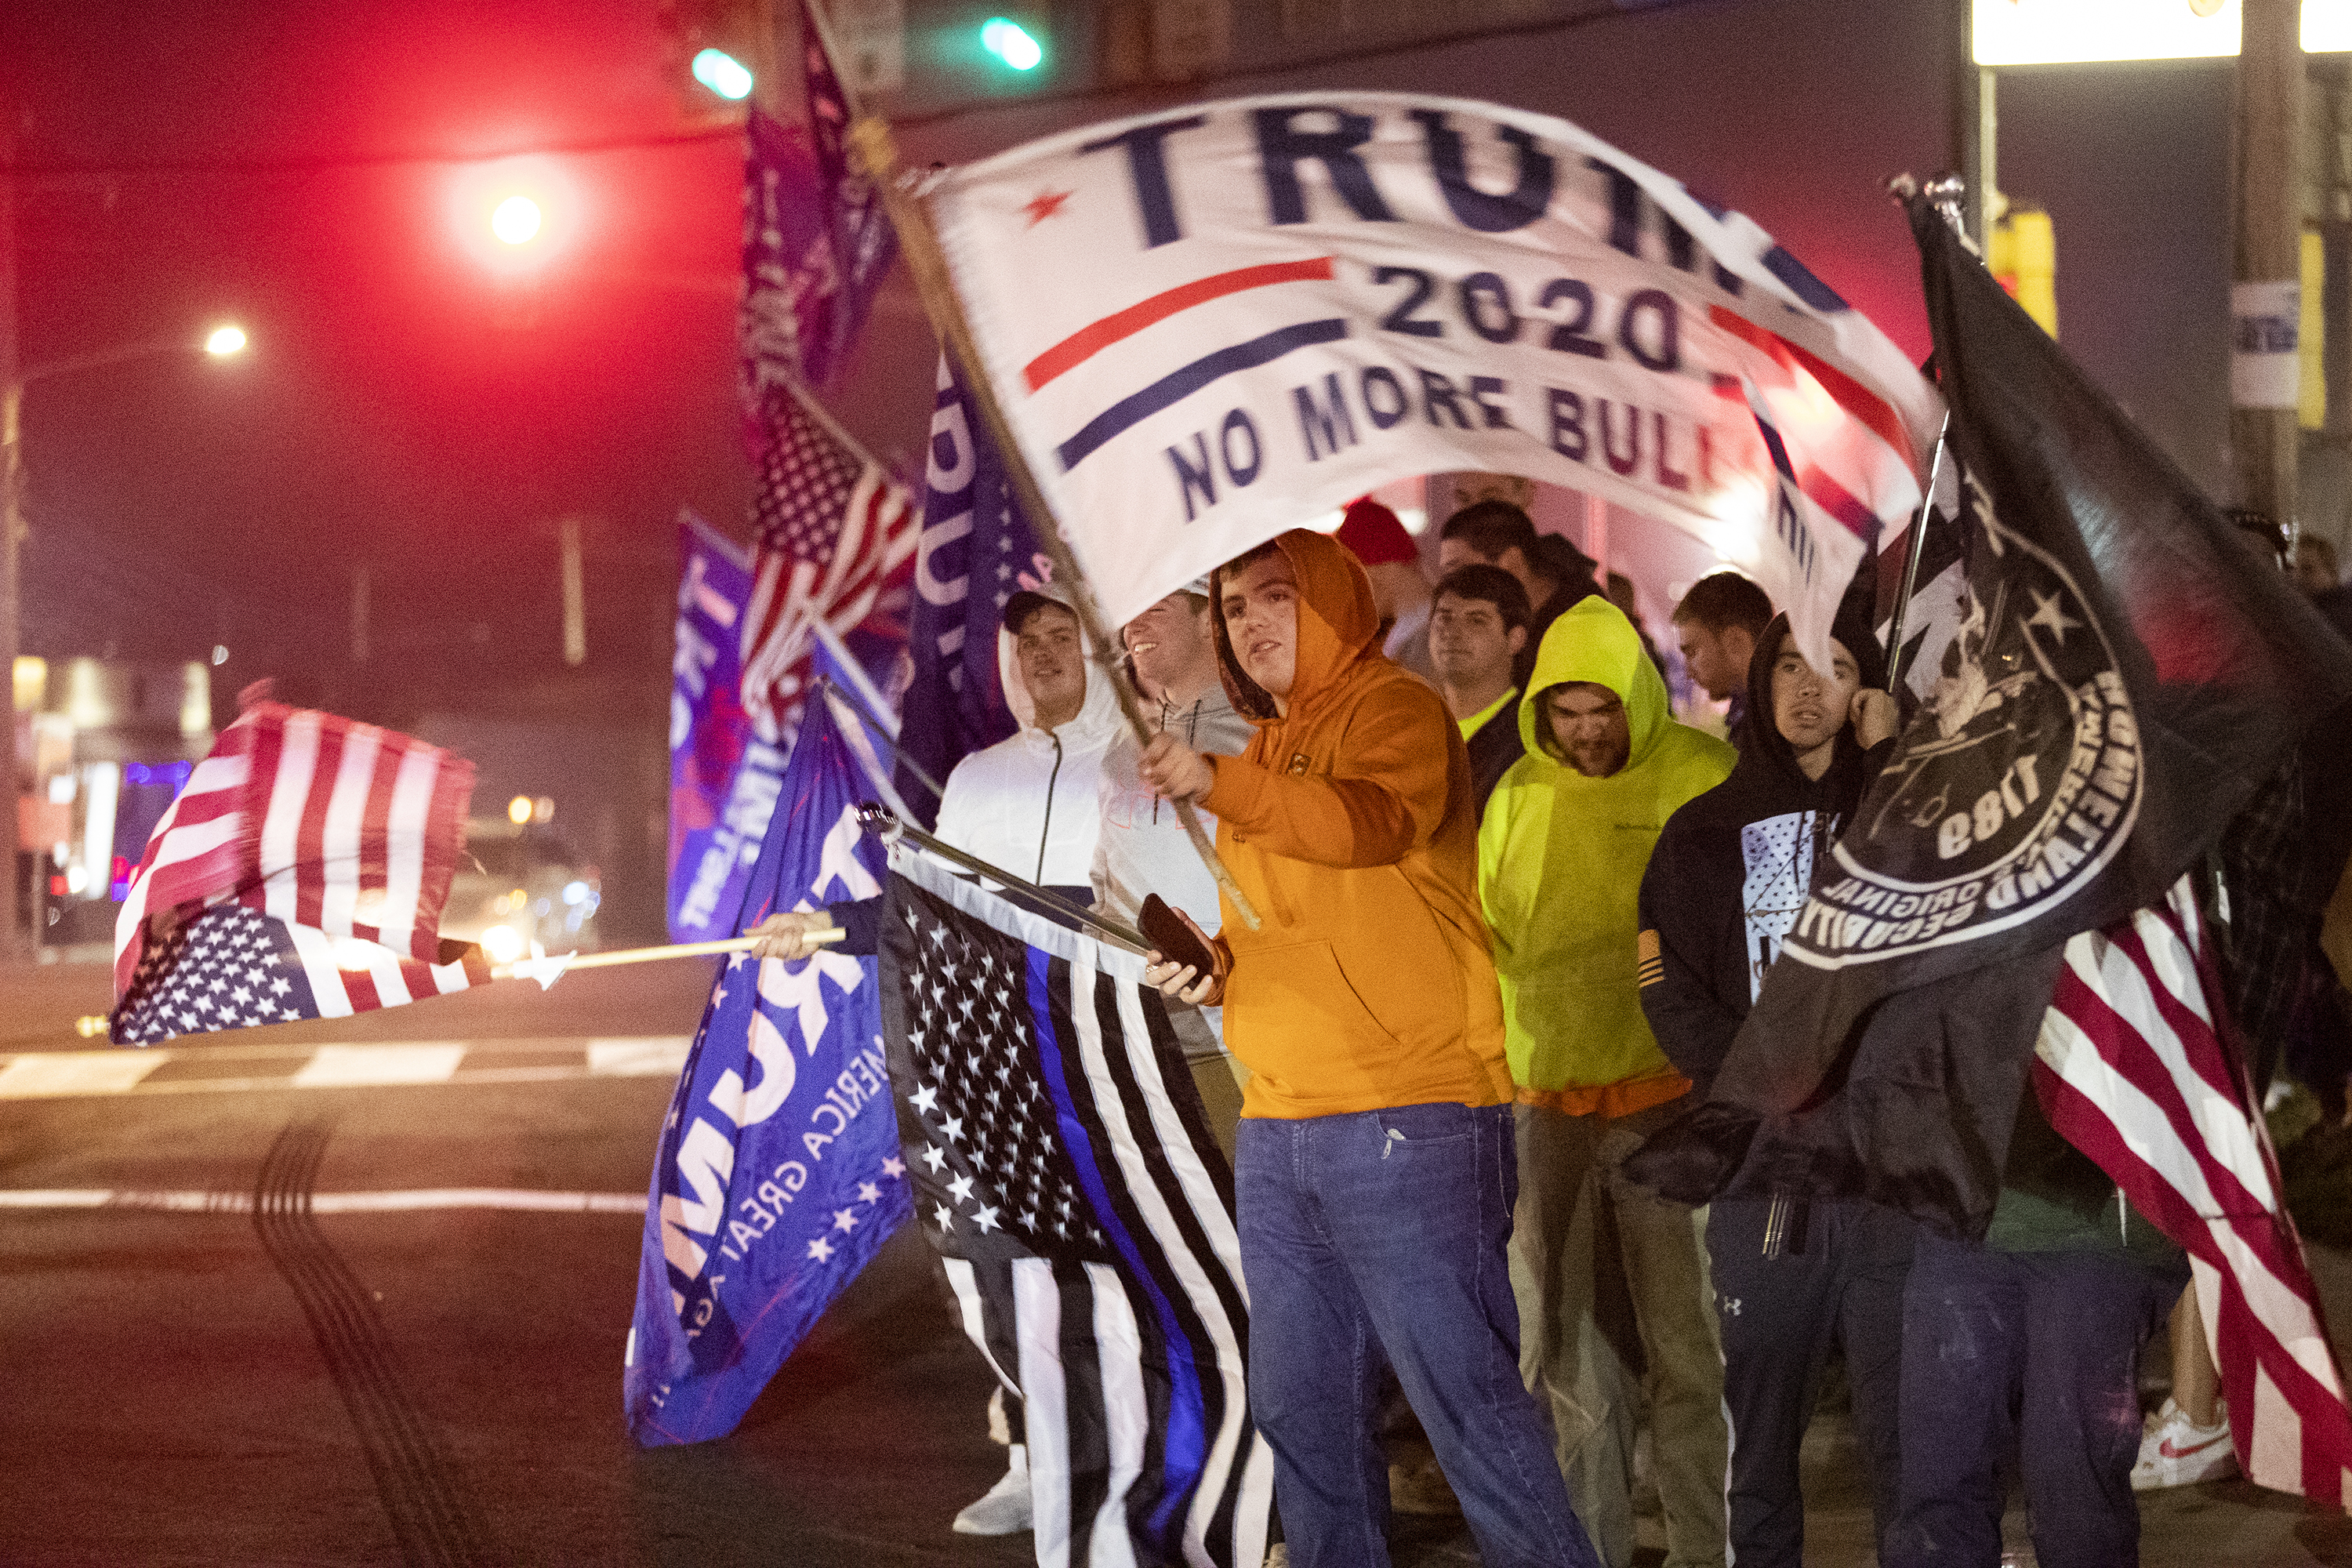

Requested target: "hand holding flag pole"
[{"left": 838, "top": 112, "right": 1264, "bottom": 932}]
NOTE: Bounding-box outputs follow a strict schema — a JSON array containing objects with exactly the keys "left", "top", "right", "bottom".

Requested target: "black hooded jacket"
[{"left": 1637, "top": 610, "right": 1890, "bottom": 1092}]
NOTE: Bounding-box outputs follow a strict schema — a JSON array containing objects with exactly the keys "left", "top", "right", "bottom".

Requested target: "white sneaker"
[
  {"left": 1263, "top": 1547, "right": 1287, "bottom": 1567},
  {"left": 2131, "top": 1396, "right": 2238, "bottom": 1490},
  {"left": 953, "top": 1444, "right": 1034, "bottom": 1535}
]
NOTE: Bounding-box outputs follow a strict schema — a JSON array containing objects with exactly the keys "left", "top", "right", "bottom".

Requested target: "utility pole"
[
  {"left": 1, "top": 111, "right": 25, "bottom": 963},
  {"left": 559, "top": 516, "right": 586, "bottom": 666},
  {"left": 2234, "top": 0, "right": 2305, "bottom": 535},
  {"left": 1951, "top": 0, "right": 1991, "bottom": 249},
  {"left": 350, "top": 564, "right": 371, "bottom": 665}
]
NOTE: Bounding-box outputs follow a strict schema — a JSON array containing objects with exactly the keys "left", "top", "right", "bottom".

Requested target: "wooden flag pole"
[{"left": 844, "top": 114, "right": 1264, "bottom": 933}]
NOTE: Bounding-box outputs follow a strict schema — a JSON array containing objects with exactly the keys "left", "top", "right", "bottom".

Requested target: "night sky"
[{"left": 3, "top": 1, "right": 2247, "bottom": 691}]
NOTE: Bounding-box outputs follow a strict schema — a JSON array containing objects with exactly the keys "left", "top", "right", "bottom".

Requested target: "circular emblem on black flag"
[{"left": 1788, "top": 497, "right": 2142, "bottom": 965}]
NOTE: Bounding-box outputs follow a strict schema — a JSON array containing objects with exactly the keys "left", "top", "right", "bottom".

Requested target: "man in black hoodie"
[{"left": 1635, "top": 607, "right": 1909, "bottom": 1568}]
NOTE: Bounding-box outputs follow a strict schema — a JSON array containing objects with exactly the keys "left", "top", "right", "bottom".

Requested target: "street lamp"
[{"left": 0, "top": 325, "right": 248, "bottom": 958}]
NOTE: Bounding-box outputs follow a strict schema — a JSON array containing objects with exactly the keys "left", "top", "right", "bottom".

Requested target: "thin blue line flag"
[
  {"left": 627, "top": 695, "right": 911, "bottom": 1446},
  {"left": 880, "top": 847, "right": 1272, "bottom": 1565}
]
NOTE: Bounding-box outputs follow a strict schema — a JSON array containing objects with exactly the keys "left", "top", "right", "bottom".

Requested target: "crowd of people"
[{"left": 753, "top": 483, "right": 2252, "bottom": 1568}]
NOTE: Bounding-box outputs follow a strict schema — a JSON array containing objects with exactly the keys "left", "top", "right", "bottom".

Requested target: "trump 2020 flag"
[
  {"left": 668, "top": 514, "right": 790, "bottom": 942},
  {"left": 626, "top": 698, "right": 911, "bottom": 1446},
  {"left": 924, "top": 93, "right": 1941, "bottom": 677},
  {"left": 880, "top": 846, "right": 1269, "bottom": 1568},
  {"left": 898, "top": 358, "right": 1044, "bottom": 829}
]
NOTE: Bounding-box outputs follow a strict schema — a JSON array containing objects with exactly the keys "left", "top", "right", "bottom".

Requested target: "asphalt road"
[{"left": 3, "top": 958, "right": 2350, "bottom": 1566}]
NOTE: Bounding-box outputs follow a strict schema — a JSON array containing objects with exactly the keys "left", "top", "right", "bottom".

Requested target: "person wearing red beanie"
[{"left": 1336, "top": 497, "right": 1438, "bottom": 685}]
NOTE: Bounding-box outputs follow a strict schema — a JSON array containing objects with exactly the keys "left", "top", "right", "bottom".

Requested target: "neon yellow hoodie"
[{"left": 1479, "top": 597, "right": 1735, "bottom": 1111}]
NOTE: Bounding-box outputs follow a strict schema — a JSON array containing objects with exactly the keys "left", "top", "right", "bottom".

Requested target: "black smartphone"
[{"left": 1138, "top": 893, "right": 1218, "bottom": 979}]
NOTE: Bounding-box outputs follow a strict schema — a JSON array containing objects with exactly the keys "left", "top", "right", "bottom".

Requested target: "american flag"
[
  {"left": 111, "top": 701, "right": 483, "bottom": 1044},
  {"left": 736, "top": 382, "right": 916, "bottom": 745},
  {"left": 879, "top": 850, "right": 1272, "bottom": 1568},
  {"left": 2035, "top": 877, "right": 2352, "bottom": 1502}
]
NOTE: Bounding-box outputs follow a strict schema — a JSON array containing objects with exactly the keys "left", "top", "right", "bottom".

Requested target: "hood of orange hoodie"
[{"left": 1209, "top": 530, "right": 1385, "bottom": 726}]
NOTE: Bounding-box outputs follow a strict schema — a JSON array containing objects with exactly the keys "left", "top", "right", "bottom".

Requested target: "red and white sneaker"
[{"left": 2131, "top": 1396, "right": 2238, "bottom": 1490}]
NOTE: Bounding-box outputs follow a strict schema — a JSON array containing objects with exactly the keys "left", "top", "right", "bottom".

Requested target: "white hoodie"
[{"left": 932, "top": 593, "right": 1123, "bottom": 891}]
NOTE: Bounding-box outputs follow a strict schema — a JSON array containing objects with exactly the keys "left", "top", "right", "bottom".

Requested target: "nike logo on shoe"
[{"left": 2158, "top": 1430, "right": 2230, "bottom": 1461}]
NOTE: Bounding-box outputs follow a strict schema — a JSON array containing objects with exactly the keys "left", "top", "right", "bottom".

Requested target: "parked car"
[{"left": 441, "top": 818, "right": 601, "bottom": 962}]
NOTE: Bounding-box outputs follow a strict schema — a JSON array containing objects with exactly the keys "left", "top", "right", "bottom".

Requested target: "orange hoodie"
[{"left": 1198, "top": 530, "right": 1513, "bottom": 1120}]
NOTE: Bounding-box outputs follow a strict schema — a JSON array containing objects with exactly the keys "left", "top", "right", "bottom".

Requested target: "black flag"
[{"left": 1629, "top": 191, "right": 2352, "bottom": 1236}]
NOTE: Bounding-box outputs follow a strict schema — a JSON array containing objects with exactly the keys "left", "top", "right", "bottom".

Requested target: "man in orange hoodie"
[{"left": 1140, "top": 529, "right": 1597, "bottom": 1568}]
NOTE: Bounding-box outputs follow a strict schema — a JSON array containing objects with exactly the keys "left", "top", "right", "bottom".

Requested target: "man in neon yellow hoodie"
[{"left": 1479, "top": 595, "right": 1736, "bottom": 1568}]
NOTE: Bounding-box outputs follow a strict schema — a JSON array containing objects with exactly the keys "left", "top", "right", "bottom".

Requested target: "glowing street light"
[
  {"left": 2, "top": 321, "right": 252, "bottom": 957},
  {"left": 691, "top": 47, "right": 755, "bottom": 101},
  {"left": 491, "top": 196, "right": 543, "bottom": 246}
]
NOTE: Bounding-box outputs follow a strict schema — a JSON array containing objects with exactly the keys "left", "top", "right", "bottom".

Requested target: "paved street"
[{"left": 4, "top": 959, "right": 2350, "bottom": 1566}]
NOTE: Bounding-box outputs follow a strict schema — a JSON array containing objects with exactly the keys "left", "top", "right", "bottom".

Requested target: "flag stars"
[
  {"left": 909, "top": 1083, "right": 939, "bottom": 1115},
  {"left": 921, "top": 1144, "right": 947, "bottom": 1174},
  {"left": 972, "top": 1204, "right": 1002, "bottom": 1234},
  {"left": 857, "top": 1181, "right": 881, "bottom": 1203},
  {"left": 2025, "top": 587, "right": 2081, "bottom": 644},
  {"left": 934, "top": 1203, "right": 956, "bottom": 1233},
  {"left": 949, "top": 1172, "right": 975, "bottom": 1203},
  {"left": 832, "top": 1207, "right": 861, "bottom": 1233},
  {"left": 807, "top": 1236, "right": 836, "bottom": 1262},
  {"left": 880, "top": 1156, "right": 904, "bottom": 1179},
  {"left": 1022, "top": 188, "right": 1075, "bottom": 226}
]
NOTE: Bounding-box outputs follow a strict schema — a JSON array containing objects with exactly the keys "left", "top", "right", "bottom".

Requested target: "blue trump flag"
[
  {"left": 897, "top": 358, "right": 1043, "bottom": 828},
  {"left": 626, "top": 697, "right": 911, "bottom": 1446},
  {"left": 666, "top": 514, "right": 789, "bottom": 943}
]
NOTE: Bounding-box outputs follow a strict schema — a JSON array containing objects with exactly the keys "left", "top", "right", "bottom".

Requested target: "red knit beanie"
[{"left": 1334, "top": 498, "right": 1416, "bottom": 567}]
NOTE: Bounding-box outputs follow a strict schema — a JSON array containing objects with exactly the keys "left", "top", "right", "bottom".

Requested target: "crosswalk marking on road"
[
  {"left": 0, "top": 1052, "right": 169, "bottom": 1098},
  {"left": 291, "top": 1044, "right": 466, "bottom": 1088},
  {"left": 0, "top": 1036, "right": 692, "bottom": 1101},
  {"left": 0, "top": 1188, "right": 644, "bottom": 1214}
]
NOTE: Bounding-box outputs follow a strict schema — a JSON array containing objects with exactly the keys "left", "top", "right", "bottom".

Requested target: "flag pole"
[
  {"left": 843, "top": 116, "right": 1264, "bottom": 933},
  {"left": 1883, "top": 413, "right": 1949, "bottom": 695},
  {"left": 491, "top": 930, "right": 848, "bottom": 978},
  {"left": 1882, "top": 173, "right": 1963, "bottom": 697}
]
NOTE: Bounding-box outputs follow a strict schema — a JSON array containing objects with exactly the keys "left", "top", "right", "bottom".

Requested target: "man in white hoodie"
[
  {"left": 935, "top": 586, "right": 1123, "bottom": 911},
  {"left": 930, "top": 583, "right": 1123, "bottom": 1537}
]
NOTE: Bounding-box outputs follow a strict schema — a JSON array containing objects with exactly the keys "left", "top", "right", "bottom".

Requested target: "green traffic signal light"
[{"left": 981, "top": 17, "right": 1044, "bottom": 71}]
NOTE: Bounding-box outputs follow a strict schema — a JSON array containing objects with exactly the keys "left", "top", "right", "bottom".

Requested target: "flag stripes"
[
  {"left": 2034, "top": 878, "right": 2352, "bottom": 1503},
  {"left": 883, "top": 852, "right": 1272, "bottom": 1568},
  {"left": 236, "top": 705, "right": 470, "bottom": 954},
  {"left": 111, "top": 751, "right": 251, "bottom": 996},
  {"left": 738, "top": 386, "right": 917, "bottom": 746},
  {"left": 113, "top": 704, "right": 474, "bottom": 1008}
]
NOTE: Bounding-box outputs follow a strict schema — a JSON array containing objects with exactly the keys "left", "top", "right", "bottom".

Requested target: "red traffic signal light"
[{"left": 449, "top": 157, "right": 579, "bottom": 275}]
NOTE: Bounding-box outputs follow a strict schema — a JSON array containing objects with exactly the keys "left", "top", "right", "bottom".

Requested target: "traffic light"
[
  {"left": 658, "top": 0, "right": 765, "bottom": 116},
  {"left": 980, "top": 16, "right": 1044, "bottom": 70},
  {"left": 691, "top": 46, "right": 756, "bottom": 100},
  {"left": 1988, "top": 205, "right": 2056, "bottom": 339},
  {"left": 449, "top": 157, "right": 578, "bottom": 278}
]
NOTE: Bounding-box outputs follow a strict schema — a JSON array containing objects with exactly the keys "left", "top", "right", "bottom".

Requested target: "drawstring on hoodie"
[
  {"left": 1036, "top": 732, "right": 1065, "bottom": 886},
  {"left": 1152, "top": 697, "right": 1206, "bottom": 825}
]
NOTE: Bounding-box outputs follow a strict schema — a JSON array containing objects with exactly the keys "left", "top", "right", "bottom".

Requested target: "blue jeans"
[
  {"left": 1236, "top": 1101, "right": 1599, "bottom": 1568},
  {"left": 1884, "top": 1232, "right": 2185, "bottom": 1568}
]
